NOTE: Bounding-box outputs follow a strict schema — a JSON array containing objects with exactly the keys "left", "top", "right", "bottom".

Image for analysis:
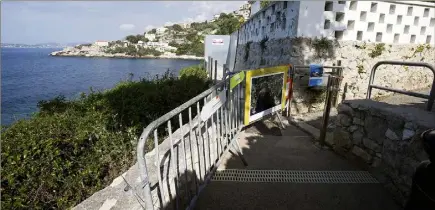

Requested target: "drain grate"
[{"left": 212, "top": 169, "right": 379, "bottom": 184}]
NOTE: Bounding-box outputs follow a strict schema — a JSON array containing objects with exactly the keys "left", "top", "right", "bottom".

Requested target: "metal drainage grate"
[{"left": 212, "top": 169, "right": 379, "bottom": 184}]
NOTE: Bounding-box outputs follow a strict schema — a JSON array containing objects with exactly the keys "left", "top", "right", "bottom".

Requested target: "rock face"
[
  {"left": 332, "top": 99, "right": 435, "bottom": 207},
  {"left": 234, "top": 38, "right": 435, "bottom": 115}
]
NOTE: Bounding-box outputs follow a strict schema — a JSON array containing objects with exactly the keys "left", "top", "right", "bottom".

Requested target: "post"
[
  {"left": 334, "top": 60, "right": 343, "bottom": 106},
  {"left": 214, "top": 59, "right": 218, "bottom": 84},
  {"left": 209, "top": 57, "right": 213, "bottom": 80},
  {"left": 319, "top": 74, "right": 334, "bottom": 147}
]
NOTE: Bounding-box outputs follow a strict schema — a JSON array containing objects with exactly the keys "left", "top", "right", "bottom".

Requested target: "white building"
[
  {"left": 235, "top": 2, "right": 251, "bottom": 20},
  {"left": 156, "top": 27, "right": 168, "bottom": 36},
  {"left": 210, "top": 14, "right": 221, "bottom": 22},
  {"left": 94, "top": 40, "right": 109, "bottom": 47},
  {"left": 239, "top": 1, "right": 435, "bottom": 45},
  {"left": 144, "top": 33, "right": 156, "bottom": 41},
  {"left": 137, "top": 40, "right": 144, "bottom": 47},
  {"left": 122, "top": 40, "right": 130, "bottom": 47}
]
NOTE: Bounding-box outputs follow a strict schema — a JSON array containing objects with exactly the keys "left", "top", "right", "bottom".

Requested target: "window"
[
  {"left": 360, "top": 11, "right": 367, "bottom": 21},
  {"left": 347, "top": 20, "right": 355, "bottom": 30},
  {"left": 387, "top": 24, "right": 393, "bottom": 33},
  {"left": 376, "top": 32, "right": 383, "bottom": 42},
  {"left": 407, "top": 7, "right": 413, "bottom": 16},
  {"left": 424, "top": 8, "right": 430, "bottom": 17},
  {"left": 324, "top": 19, "right": 331, "bottom": 29},
  {"left": 421, "top": 26, "right": 426, "bottom": 35},
  {"left": 349, "top": 1, "right": 357, "bottom": 10},
  {"left": 426, "top": 35, "right": 432, "bottom": 44},
  {"left": 283, "top": 1, "right": 287, "bottom": 9},
  {"left": 272, "top": 4, "right": 275, "bottom": 13},
  {"left": 336, "top": 12, "right": 345, "bottom": 22},
  {"left": 271, "top": 23, "right": 275, "bottom": 32},
  {"left": 397, "top": 15, "right": 402, "bottom": 25},
  {"left": 368, "top": 22, "right": 375, "bottom": 32},
  {"left": 404, "top": 25, "right": 410, "bottom": 34},
  {"left": 414, "top": 17, "right": 419, "bottom": 26},
  {"left": 338, "top": 1, "right": 346, "bottom": 4},
  {"left": 394, "top": 34, "right": 400, "bottom": 43},
  {"left": 371, "top": 3, "right": 378, "bottom": 12},
  {"left": 357, "top": 31, "right": 363, "bottom": 41},
  {"left": 410, "top": 35, "right": 416, "bottom": 43},
  {"left": 431, "top": 18, "right": 435, "bottom": 27},
  {"left": 389, "top": 5, "right": 396, "bottom": 15},
  {"left": 379, "top": 14, "right": 385, "bottom": 23},
  {"left": 335, "top": 31, "right": 344, "bottom": 40},
  {"left": 325, "top": 1, "right": 333, "bottom": 11}
]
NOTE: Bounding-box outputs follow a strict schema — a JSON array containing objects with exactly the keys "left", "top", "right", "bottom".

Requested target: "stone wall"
[
  {"left": 234, "top": 38, "right": 435, "bottom": 114},
  {"left": 332, "top": 99, "right": 435, "bottom": 206}
]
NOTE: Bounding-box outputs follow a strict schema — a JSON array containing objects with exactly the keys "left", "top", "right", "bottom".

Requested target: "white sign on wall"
[
  {"left": 212, "top": 39, "right": 224, "bottom": 45},
  {"left": 200, "top": 90, "right": 227, "bottom": 121}
]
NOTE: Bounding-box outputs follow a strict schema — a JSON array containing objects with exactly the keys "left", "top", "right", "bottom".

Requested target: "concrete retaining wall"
[
  {"left": 234, "top": 38, "right": 435, "bottom": 114},
  {"left": 332, "top": 99, "right": 435, "bottom": 206}
]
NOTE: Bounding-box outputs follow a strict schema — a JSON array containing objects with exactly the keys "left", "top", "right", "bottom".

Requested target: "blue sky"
[{"left": 1, "top": 1, "right": 244, "bottom": 44}]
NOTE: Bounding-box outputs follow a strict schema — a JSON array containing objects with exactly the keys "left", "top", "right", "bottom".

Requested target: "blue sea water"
[{"left": 1, "top": 48, "right": 200, "bottom": 126}]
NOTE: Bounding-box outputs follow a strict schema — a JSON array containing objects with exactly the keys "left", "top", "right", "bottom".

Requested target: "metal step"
[{"left": 212, "top": 169, "right": 379, "bottom": 184}]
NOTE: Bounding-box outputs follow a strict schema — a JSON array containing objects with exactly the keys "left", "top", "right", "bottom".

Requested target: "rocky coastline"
[{"left": 50, "top": 48, "right": 203, "bottom": 60}]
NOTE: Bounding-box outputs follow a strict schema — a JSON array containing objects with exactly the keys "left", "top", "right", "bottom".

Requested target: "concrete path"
[{"left": 195, "top": 119, "right": 401, "bottom": 210}]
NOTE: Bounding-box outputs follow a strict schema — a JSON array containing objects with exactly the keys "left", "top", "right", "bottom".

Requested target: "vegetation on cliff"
[{"left": 1, "top": 66, "right": 210, "bottom": 209}]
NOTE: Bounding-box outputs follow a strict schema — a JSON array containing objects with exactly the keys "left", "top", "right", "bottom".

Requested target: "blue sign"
[{"left": 308, "top": 64, "right": 324, "bottom": 87}]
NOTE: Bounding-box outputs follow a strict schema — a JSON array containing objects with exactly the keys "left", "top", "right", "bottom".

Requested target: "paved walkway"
[{"left": 195, "top": 119, "right": 401, "bottom": 210}]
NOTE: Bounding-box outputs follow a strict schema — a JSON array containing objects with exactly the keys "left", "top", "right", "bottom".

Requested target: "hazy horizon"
[{"left": 1, "top": 1, "right": 245, "bottom": 45}]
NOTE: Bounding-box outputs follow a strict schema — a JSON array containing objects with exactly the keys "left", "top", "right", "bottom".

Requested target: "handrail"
[
  {"left": 136, "top": 73, "right": 248, "bottom": 209},
  {"left": 366, "top": 60, "right": 435, "bottom": 111},
  {"left": 136, "top": 79, "right": 226, "bottom": 209}
]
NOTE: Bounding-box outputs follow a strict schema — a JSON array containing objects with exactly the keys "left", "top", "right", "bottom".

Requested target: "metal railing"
[
  {"left": 136, "top": 71, "right": 247, "bottom": 209},
  {"left": 367, "top": 61, "right": 435, "bottom": 111}
]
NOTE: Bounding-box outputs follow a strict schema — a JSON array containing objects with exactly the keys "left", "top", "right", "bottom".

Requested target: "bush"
[
  {"left": 1, "top": 70, "right": 210, "bottom": 209},
  {"left": 179, "top": 64, "right": 208, "bottom": 81}
]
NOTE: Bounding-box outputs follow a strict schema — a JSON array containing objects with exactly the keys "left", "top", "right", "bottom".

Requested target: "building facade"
[
  {"left": 94, "top": 41, "right": 109, "bottom": 47},
  {"left": 144, "top": 33, "right": 156, "bottom": 42},
  {"left": 240, "top": 1, "right": 435, "bottom": 45}
]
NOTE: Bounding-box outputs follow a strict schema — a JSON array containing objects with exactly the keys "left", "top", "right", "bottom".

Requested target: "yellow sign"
[
  {"left": 230, "top": 71, "right": 245, "bottom": 90},
  {"left": 244, "top": 65, "right": 290, "bottom": 125}
]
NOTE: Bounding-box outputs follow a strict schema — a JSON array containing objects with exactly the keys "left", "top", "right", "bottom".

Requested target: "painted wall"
[
  {"left": 238, "top": 1, "right": 300, "bottom": 45},
  {"left": 242, "top": 1, "right": 435, "bottom": 45}
]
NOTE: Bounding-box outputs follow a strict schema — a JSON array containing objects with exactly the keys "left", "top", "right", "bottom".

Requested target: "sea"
[{"left": 1, "top": 48, "right": 200, "bottom": 126}]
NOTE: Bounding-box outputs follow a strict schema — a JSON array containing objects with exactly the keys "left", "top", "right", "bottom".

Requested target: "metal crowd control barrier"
[
  {"left": 367, "top": 61, "right": 435, "bottom": 111},
  {"left": 136, "top": 71, "right": 247, "bottom": 209}
]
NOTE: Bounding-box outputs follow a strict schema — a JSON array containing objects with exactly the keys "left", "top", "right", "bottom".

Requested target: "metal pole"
[
  {"left": 334, "top": 60, "right": 343, "bottom": 106},
  {"left": 319, "top": 74, "right": 334, "bottom": 147},
  {"left": 214, "top": 60, "right": 218, "bottom": 84}
]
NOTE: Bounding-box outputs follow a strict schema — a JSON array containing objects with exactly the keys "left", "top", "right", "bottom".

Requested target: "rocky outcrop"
[
  {"left": 50, "top": 46, "right": 203, "bottom": 60},
  {"left": 333, "top": 99, "right": 435, "bottom": 206}
]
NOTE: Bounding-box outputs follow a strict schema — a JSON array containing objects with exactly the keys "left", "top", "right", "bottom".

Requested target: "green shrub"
[
  {"left": 1, "top": 70, "right": 210, "bottom": 209},
  {"left": 179, "top": 64, "right": 208, "bottom": 81}
]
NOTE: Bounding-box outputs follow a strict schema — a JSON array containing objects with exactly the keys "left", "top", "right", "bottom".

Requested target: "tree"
[
  {"left": 260, "top": 1, "right": 270, "bottom": 8},
  {"left": 172, "top": 24, "right": 183, "bottom": 31},
  {"left": 169, "top": 41, "right": 180, "bottom": 48},
  {"left": 215, "top": 13, "right": 241, "bottom": 35},
  {"left": 125, "top": 35, "right": 141, "bottom": 44},
  {"left": 149, "top": 29, "right": 157, "bottom": 34}
]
